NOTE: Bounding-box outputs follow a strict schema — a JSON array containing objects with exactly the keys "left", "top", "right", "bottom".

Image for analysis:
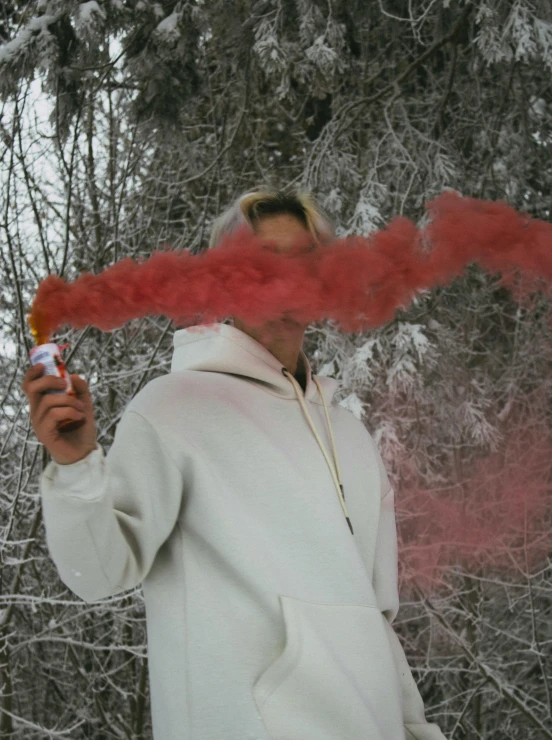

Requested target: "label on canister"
[{"left": 29, "top": 343, "right": 74, "bottom": 395}]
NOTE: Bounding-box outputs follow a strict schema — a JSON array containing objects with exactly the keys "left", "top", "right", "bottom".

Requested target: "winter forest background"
[{"left": 1, "top": 0, "right": 552, "bottom": 738}]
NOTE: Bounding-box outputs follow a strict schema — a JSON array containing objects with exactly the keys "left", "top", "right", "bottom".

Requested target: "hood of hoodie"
[{"left": 171, "top": 323, "right": 339, "bottom": 406}]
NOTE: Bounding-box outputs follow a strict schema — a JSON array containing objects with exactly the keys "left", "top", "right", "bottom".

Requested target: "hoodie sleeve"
[
  {"left": 372, "top": 445, "right": 447, "bottom": 740},
  {"left": 40, "top": 409, "right": 185, "bottom": 603}
]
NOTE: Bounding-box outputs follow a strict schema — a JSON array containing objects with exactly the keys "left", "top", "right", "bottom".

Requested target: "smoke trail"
[{"left": 28, "top": 192, "right": 552, "bottom": 341}]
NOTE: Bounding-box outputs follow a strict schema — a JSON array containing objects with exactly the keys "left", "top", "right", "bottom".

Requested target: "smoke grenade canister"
[{"left": 29, "top": 343, "right": 85, "bottom": 433}]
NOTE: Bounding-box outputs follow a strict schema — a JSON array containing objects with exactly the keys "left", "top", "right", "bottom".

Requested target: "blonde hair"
[{"left": 208, "top": 188, "right": 334, "bottom": 248}]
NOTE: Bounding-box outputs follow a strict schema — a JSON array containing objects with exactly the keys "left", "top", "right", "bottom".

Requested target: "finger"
[
  {"left": 37, "top": 390, "right": 86, "bottom": 415},
  {"left": 34, "top": 392, "right": 86, "bottom": 427},
  {"left": 41, "top": 405, "right": 87, "bottom": 432},
  {"left": 28, "top": 375, "right": 67, "bottom": 395},
  {"left": 70, "top": 375, "right": 91, "bottom": 398},
  {"left": 25, "top": 376, "right": 68, "bottom": 411},
  {"left": 22, "top": 364, "right": 45, "bottom": 391}
]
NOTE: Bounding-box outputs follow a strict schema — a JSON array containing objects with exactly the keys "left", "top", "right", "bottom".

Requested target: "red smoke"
[
  {"left": 397, "top": 404, "right": 552, "bottom": 594},
  {"left": 28, "top": 192, "right": 552, "bottom": 341}
]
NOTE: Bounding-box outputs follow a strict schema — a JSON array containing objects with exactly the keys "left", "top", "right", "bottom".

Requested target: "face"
[
  {"left": 253, "top": 213, "right": 311, "bottom": 254},
  {"left": 257, "top": 213, "right": 311, "bottom": 328},
  {"left": 232, "top": 213, "right": 310, "bottom": 336}
]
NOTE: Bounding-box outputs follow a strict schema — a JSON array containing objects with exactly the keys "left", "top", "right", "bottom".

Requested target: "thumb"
[{"left": 70, "top": 374, "right": 90, "bottom": 397}]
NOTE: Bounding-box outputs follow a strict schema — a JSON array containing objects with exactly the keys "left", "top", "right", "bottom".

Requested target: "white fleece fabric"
[{"left": 40, "top": 322, "right": 447, "bottom": 740}]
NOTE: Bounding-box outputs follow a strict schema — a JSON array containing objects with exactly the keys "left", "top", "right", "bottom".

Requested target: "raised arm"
[
  {"left": 22, "top": 362, "right": 186, "bottom": 603},
  {"left": 40, "top": 408, "right": 185, "bottom": 602}
]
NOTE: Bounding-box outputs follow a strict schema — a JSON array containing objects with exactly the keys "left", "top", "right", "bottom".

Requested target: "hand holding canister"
[{"left": 22, "top": 351, "right": 98, "bottom": 465}]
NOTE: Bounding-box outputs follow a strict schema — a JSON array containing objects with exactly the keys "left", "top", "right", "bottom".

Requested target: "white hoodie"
[{"left": 41, "top": 323, "right": 446, "bottom": 740}]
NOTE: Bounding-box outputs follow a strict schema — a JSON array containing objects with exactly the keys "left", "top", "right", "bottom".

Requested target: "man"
[{"left": 22, "top": 189, "right": 446, "bottom": 739}]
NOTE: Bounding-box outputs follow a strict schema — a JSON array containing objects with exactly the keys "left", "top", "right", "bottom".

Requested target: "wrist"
[{"left": 53, "top": 444, "right": 98, "bottom": 466}]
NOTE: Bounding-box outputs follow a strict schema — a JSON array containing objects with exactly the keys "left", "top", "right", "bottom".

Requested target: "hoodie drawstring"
[{"left": 282, "top": 369, "right": 354, "bottom": 535}]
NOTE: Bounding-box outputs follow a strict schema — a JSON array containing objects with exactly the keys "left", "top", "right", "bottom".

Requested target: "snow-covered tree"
[{"left": 1, "top": 1, "right": 551, "bottom": 737}]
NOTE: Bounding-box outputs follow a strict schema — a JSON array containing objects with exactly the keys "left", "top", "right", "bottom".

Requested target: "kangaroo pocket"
[{"left": 252, "top": 596, "right": 405, "bottom": 740}]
